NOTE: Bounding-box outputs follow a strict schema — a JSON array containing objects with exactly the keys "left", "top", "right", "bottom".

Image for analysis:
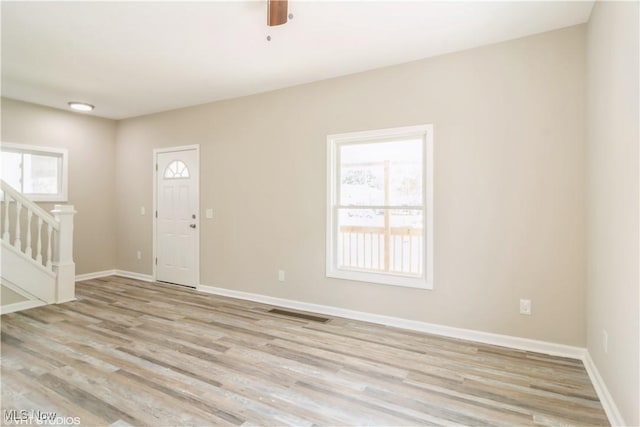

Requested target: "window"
[
  {"left": 326, "top": 125, "right": 433, "bottom": 289},
  {"left": 164, "top": 160, "right": 190, "bottom": 179},
  {"left": 1, "top": 143, "right": 69, "bottom": 202}
]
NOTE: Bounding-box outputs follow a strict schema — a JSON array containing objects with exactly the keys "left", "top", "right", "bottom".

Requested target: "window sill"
[{"left": 326, "top": 268, "right": 432, "bottom": 290}]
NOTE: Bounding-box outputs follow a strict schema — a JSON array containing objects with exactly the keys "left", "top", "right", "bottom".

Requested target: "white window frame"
[
  {"left": 326, "top": 124, "right": 434, "bottom": 289},
  {"left": 1, "top": 142, "right": 69, "bottom": 202}
]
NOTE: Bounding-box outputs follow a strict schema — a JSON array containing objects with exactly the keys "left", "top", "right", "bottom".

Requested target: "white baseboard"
[
  {"left": 197, "top": 284, "right": 585, "bottom": 360},
  {"left": 581, "top": 351, "right": 626, "bottom": 426},
  {"left": 114, "top": 270, "right": 154, "bottom": 282},
  {"left": 1, "top": 299, "right": 46, "bottom": 315},
  {"left": 76, "top": 269, "right": 154, "bottom": 283},
  {"left": 76, "top": 270, "right": 117, "bottom": 281}
]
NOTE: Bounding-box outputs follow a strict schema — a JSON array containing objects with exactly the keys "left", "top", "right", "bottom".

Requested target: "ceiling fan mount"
[{"left": 267, "top": 0, "right": 288, "bottom": 26}]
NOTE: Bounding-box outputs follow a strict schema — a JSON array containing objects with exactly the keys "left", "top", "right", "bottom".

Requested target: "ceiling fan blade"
[{"left": 267, "top": 0, "right": 288, "bottom": 26}]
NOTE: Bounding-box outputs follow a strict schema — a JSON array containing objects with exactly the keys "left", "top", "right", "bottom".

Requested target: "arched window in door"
[{"left": 163, "top": 160, "right": 190, "bottom": 179}]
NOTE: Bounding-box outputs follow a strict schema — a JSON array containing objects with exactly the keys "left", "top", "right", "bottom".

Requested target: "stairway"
[{"left": 0, "top": 179, "right": 76, "bottom": 314}]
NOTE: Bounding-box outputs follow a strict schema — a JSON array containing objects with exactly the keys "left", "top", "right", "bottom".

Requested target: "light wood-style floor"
[{"left": 1, "top": 276, "right": 608, "bottom": 426}]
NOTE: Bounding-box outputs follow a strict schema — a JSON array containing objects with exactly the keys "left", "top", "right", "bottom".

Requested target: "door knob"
[{"left": 189, "top": 224, "right": 196, "bottom": 229}]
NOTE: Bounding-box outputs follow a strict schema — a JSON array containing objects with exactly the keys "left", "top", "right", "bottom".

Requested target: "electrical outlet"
[
  {"left": 603, "top": 329, "right": 608, "bottom": 354},
  {"left": 136, "top": 250, "right": 142, "bottom": 260},
  {"left": 278, "top": 270, "right": 285, "bottom": 282},
  {"left": 519, "top": 299, "right": 532, "bottom": 315}
]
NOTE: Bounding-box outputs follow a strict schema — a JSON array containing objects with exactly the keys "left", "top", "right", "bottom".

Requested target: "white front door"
[{"left": 155, "top": 148, "right": 198, "bottom": 287}]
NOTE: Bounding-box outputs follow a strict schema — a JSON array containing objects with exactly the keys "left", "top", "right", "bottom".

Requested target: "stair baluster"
[
  {"left": 2, "top": 192, "right": 10, "bottom": 242},
  {"left": 14, "top": 201, "right": 22, "bottom": 250},
  {"left": 46, "top": 224, "right": 53, "bottom": 270},
  {"left": 25, "top": 208, "right": 33, "bottom": 258},
  {"left": 36, "top": 217, "right": 43, "bottom": 264}
]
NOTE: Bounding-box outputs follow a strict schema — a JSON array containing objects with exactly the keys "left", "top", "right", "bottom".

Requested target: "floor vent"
[{"left": 268, "top": 308, "right": 330, "bottom": 323}]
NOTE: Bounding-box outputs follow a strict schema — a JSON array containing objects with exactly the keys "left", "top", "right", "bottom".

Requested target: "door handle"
[{"left": 189, "top": 224, "right": 196, "bottom": 229}]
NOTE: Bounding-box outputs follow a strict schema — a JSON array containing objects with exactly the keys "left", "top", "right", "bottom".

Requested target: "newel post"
[{"left": 52, "top": 204, "right": 76, "bottom": 303}]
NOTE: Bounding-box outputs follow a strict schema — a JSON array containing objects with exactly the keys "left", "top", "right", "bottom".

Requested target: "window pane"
[
  {"left": 340, "top": 155, "right": 384, "bottom": 205},
  {"left": 23, "top": 153, "right": 60, "bottom": 194},
  {"left": 389, "top": 209, "right": 423, "bottom": 275},
  {"left": 1, "top": 151, "right": 22, "bottom": 191},
  {"left": 339, "top": 138, "right": 423, "bottom": 206},
  {"left": 337, "top": 208, "right": 423, "bottom": 276},
  {"left": 164, "top": 160, "right": 190, "bottom": 179}
]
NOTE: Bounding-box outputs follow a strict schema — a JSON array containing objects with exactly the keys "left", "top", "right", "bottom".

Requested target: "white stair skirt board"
[
  {"left": 2, "top": 278, "right": 42, "bottom": 302},
  {"left": 1, "top": 300, "right": 46, "bottom": 315},
  {"left": 1, "top": 241, "right": 56, "bottom": 303}
]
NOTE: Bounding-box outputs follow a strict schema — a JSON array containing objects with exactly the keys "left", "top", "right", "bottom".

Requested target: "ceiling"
[{"left": 1, "top": 1, "right": 594, "bottom": 120}]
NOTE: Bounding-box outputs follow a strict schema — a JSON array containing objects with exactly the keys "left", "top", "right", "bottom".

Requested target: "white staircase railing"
[{"left": 1, "top": 179, "right": 76, "bottom": 304}]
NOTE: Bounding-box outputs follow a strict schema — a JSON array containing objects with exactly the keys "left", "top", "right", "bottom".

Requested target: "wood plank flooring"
[{"left": 1, "top": 276, "right": 608, "bottom": 426}]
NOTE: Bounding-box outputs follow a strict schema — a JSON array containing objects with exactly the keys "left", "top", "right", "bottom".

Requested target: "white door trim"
[{"left": 152, "top": 144, "right": 200, "bottom": 286}]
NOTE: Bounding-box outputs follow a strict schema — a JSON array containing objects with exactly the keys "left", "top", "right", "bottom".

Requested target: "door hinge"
[
  {"left": 155, "top": 257, "right": 158, "bottom": 265},
  {"left": 155, "top": 210, "right": 158, "bottom": 218},
  {"left": 155, "top": 163, "right": 158, "bottom": 171}
]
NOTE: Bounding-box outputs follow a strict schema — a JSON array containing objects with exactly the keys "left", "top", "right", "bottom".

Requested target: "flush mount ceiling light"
[{"left": 67, "top": 101, "right": 94, "bottom": 112}]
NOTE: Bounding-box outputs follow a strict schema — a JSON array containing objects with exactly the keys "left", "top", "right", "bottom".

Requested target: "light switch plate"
[{"left": 205, "top": 208, "right": 213, "bottom": 219}]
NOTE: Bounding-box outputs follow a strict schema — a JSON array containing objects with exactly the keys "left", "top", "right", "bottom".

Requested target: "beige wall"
[
  {"left": 116, "top": 25, "right": 587, "bottom": 346},
  {"left": 1, "top": 98, "right": 118, "bottom": 275},
  {"left": 586, "top": 1, "right": 639, "bottom": 425}
]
